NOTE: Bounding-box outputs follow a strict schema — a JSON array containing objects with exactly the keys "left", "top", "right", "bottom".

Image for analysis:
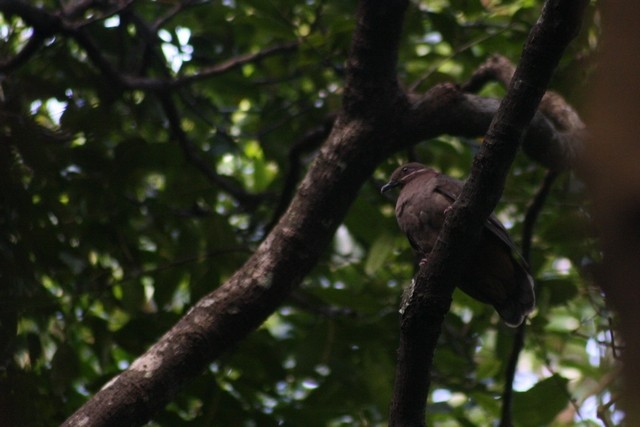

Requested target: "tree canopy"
[{"left": 0, "top": 0, "right": 625, "bottom": 426}]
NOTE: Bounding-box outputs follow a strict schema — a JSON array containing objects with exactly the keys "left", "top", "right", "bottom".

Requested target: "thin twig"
[
  {"left": 151, "top": 0, "right": 212, "bottom": 32},
  {"left": 499, "top": 169, "right": 558, "bottom": 427},
  {"left": 0, "top": 32, "right": 44, "bottom": 73},
  {"left": 158, "top": 93, "right": 267, "bottom": 211},
  {"left": 522, "top": 170, "right": 558, "bottom": 260},
  {"left": 409, "top": 29, "right": 509, "bottom": 92},
  {"left": 265, "top": 114, "right": 335, "bottom": 232}
]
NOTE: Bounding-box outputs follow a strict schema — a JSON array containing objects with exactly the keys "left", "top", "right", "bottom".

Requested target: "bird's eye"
[{"left": 401, "top": 167, "right": 408, "bottom": 173}]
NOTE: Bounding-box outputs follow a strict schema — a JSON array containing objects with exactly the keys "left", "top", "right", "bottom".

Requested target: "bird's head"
[{"left": 380, "top": 163, "right": 437, "bottom": 193}]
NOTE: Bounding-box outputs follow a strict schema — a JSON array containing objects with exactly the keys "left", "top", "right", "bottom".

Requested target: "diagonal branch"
[
  {"left": 403, "top": 82, "right": 583, "bottom": 171},
  {"left": 463, "top": 53, "right": 585, "bottom": 133},
  {"left": 0, "top": 32, "right": 44, "bottom": 74},
  {"left": 388, "top": 1, "right": 588, "bottom": 426},
  {"left": 266, "top": 114, "right": 336, "bottom": 232},
  {"left": 150, "top": 0, "right": 212, "bottom": 32},
  {"left": 461, "top": 54, "right": 587, "bottom": 170},
  {"left": 158, "top": 94, "right": 268, "bottom": 211},
  {"left": 61, "top": 1, "right": 411, "bottom": 425},
  {"left": 121, "top": 41, "right": 299, "bottom": 91},
  {"left": 521, "top": 170, "right": 559, "bottom": 262}
]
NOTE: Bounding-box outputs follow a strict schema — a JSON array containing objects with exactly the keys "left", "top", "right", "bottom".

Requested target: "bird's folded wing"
[{"left": 434, "top": 177, "right": 530, "bottom": 270}]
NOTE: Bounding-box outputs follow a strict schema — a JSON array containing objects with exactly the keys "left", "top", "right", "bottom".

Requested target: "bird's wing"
[
  {"left": 485, "top": 215, "right": 520, "bottom": 253},
  {"left": 432, "top": 174, "right": 462, "bottom": 203},
  {"left": 405, "top": 232, "right": 422, "bottom": 253},
  {"left": 433, "top": 174, "right": 530, "bottom": 270}
]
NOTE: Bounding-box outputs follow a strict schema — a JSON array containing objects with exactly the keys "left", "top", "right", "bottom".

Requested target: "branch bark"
[
  {"left": 388, "top": 1, "right": 588, "bottom": 426},
  {"left": 402, "top": 82, "right": 582, "bottom": 171},
  {"left": 462, "top": 54, "right": 587, "bottom": 170},
  {"left": 61, "top": 0, "right": 411, "bottom": 425}
]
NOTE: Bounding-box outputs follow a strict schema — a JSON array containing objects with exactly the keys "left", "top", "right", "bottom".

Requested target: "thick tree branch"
[
  {"left": 403, "top": 83, "right": 582, "bottom": 170},
  {"left": 461, "top": 54, "right": 587, "bottom": 170},
  {"left": 388, "top": 1, "right": 588, "bottom": 426},
  {"left": 62, "top": 1, "right": 410, "bottom": 425},
  {"left": 463, "top": 54, "right": 586, "bottom": 132},
  {"left": 343, "top": 0, "right": 410, "bottom": 117}
]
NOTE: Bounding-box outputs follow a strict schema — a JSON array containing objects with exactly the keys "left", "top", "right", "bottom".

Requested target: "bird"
[{"left": 381, "top": 162, "right": 535, "bottom": 327}]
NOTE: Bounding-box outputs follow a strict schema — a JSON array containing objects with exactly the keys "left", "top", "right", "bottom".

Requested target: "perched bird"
[{"left": 381, "top": 163, "right": 535, "bottom": 327}]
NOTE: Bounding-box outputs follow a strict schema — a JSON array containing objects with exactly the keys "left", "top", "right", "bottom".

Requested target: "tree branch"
[
  {"left": 62, "top": 1, "right": 411, "bottom": 425},
  {"left": 403, "top": 82, "right": 582, "bottom": 170},
  {"left": 125, "top": 41, "right": 299, "bottom": 91},
  {"left": 521, "top": 170, "right": 559, "bottom": 262},
  {"left": 0, "top": 32, "right": 44, "bottom": 74},
  {"left": 499, "top": 169, "right": 558, "bottom": 427},
  {"left": 463, "top": 53, "right": 586, "bottom": 131},
  {"left": 461, "top": 54, "right": 587, "bottom": 170},
  {"left": 462, "top": 54, "right": 517, "bottom": 93},
  {"left": 342, "top": 0, "right": 410, "bottom": 117},
  {"left": 150, "top": 0, "right": 212, "bottom": 32},
  {"left": 388, "top": 1, "right": 588, "bottom": 426},
  {"left": 158, "top": 93, "right": 268, "bottom": 211},
  {"left": 266, "top": 114, "right": 336, "bottom": 232}
]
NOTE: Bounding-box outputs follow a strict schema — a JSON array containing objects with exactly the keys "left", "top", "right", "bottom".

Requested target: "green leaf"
[
  {"left": 512, "top": 375, "right": 570, "bottom": 426},
  {"left": 364, "top": 232, "right": 395, "bottom": 276}
]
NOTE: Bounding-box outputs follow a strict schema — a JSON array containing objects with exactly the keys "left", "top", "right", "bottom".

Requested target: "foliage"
[{"left": 0, "top": 0, "right": 618, "bottom": 426}]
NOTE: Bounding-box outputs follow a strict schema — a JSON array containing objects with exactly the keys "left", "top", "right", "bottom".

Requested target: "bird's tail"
[{"left": 495, "top": 266, "right": 535, "bottom": 327}]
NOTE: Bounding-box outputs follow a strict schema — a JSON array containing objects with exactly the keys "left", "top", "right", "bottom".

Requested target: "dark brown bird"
[{"left": 381, "top": 162, "right": 535, "bottom": 327}]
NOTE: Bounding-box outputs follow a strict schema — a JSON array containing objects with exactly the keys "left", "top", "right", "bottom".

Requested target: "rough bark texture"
[
  {"left": 61, "top": 0, "right": 412, "bottom": 425},
  {"left": 585, "top": 1, "right": 640, "bottom": 424},
  {"left": 462, "top": 54, "right": 586, "bottom": 171},
  {"left": 388, "top": 1, "right": 588, "bottom": 426}
]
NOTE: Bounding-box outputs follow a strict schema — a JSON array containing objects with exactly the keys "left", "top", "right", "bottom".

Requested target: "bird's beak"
[{"left": 380, "top": 180, "right": 400, "bottom": 194}]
